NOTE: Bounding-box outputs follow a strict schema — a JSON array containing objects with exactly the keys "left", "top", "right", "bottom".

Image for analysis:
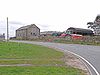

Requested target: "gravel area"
[{"left": 63, "top": 52, "right": 90, "bottom": 75}]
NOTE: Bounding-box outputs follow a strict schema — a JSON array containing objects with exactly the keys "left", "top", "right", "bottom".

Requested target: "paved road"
[{"left": 11, "top": 40, "right": 100, "bottom": 75}]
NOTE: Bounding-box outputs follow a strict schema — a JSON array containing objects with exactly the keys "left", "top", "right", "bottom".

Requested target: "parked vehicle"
[{"left": 70, "top": 34, "right": 83, "bottom": 40}]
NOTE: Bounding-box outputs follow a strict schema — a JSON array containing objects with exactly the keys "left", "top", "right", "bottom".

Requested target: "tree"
[
  {"left": 87, "top": 22, "right": 94, "bottom": 29},
  {"left": 87, "top": 16, "right": 100, "bottom": 35}
]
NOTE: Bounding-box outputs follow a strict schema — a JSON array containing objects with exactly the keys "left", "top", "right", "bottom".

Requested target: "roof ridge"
[{"left": 16, "top": 24, "right": 37, "bottom": 30}]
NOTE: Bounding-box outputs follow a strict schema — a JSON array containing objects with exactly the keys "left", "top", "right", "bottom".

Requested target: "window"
[
  {"left": 30, "top": 32, "right": 37, "bottom": 36},
  {"left": 33, "top": 33, "right": 36, "bottom": 36}
]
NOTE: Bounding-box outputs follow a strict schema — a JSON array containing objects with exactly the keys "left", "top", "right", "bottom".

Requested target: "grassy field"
[{"left": 0, "top": 42, "right": 85, "bottom": 75}]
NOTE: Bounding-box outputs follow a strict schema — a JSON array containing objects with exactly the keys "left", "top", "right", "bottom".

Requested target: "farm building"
[
  {"left": 16, "top": 24, "right": 40, "bottom": 40},
  {"left": 40, "top": 31, "right": 60, "bottom": 36},
  {"left": 66, "top": 27, "right": 93, "bottom": 35}
]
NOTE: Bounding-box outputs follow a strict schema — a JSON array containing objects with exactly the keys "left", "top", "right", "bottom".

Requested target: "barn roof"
[
  {"left": 67, "top": 27, "right": 93, "bottom": 33},
  {"left": 16, "top": 24, "right": 40, "bottom": 31}
]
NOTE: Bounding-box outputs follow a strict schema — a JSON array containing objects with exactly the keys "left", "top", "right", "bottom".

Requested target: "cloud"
[
  {"left": 37, "top": 24, "right": 51, "bottom": 31},
  {"left": 0, "top": 21, "right": 6, "bottom": 32},
  {"left": 9, "top": 21, "right": 25, "bottom": 25},
  {"left": 0, "top": 20, "right": 25, "bottom": 25},
  {"left": 39, "top": 24, "right": 49, "bottom": 28},
  {"left": 0, "top": 20, "right": 26, "bottom": 37}
]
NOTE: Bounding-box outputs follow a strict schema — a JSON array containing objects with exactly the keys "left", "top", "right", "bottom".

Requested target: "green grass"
[
  {"left": 0, "top": 66, "right": 85, "bottom": 75},
  {"left": 0, "top": 42, "right": 63, "bottom": 59},
  {"left": 0, "top": 59, "right": 63, "bottom": 65},
  {"left": 0, "top": 42, "right": 64, "bottom": 65},
  {"left": 0, "top": 42, "right": 86, "bottom": 75}
]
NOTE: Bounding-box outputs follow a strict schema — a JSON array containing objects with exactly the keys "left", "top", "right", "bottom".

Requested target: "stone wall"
[
  {"left": 16, "top": 29, "right": 27, "bottom": 40},
  {"left": 27, "top": 26, "right": 40, "bottom": 39}
]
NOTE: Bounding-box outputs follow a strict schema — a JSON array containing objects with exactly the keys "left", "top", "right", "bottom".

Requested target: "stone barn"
[{"left": 16, "top": 24, "right": 40, "bottom": 40}]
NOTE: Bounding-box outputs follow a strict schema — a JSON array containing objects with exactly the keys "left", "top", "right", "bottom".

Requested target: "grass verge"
[
  {"left": 0, "top": 42, "right": 86, "bottom": 75},
  {"left": 0, "top": 66, "right": 85, "bottom": 75}
]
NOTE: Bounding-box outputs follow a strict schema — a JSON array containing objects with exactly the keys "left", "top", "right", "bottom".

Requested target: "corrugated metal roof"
[{"left": 67, "top": 27, "right": 93, "bottom": 32}]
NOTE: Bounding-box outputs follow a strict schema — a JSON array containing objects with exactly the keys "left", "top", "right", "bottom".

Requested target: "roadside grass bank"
[
  {"left": 27, "top": 36, "right": 100, "bottom": 46},
  {"left": 53, "top": 39, "right": 100, "bottom": 46},
  {"left": 0, "top": 42, "right": 86, "bottom": 75}
]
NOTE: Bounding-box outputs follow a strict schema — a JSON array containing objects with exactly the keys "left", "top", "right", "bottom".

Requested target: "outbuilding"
[
  {"left": 16, "top": 24, "right": 40, "bottom": 40},
  {"left": 66, "top": 27, "right": 93, "bottom": 35}
]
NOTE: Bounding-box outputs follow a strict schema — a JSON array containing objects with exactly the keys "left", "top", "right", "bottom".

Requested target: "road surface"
[{"left": 11, "top": 40, "right": 100, "bottom": 75}]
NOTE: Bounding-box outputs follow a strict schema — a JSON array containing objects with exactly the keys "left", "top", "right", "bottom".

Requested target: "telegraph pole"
[{"left": 7, "top": 17, "right": 9, "bottom": 41}]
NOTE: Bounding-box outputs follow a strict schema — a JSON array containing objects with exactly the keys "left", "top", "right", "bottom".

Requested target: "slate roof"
[{"left": 16, "top": 24, "right": 40, "bottom": 31}]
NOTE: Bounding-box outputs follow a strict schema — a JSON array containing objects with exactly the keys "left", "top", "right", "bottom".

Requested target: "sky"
[{"left": 0, "top": 0, "right": 100, "bottom": 37}]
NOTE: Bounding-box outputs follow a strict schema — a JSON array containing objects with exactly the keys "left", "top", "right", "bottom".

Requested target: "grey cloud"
[
  {"left": 41, "top": 25, "right": 49, "bottom": 28},
  {"left": 0, "top": 20, "right": 25, "bottom": 26},
  {"left": 0, "top": 21, "right": 6, "bottom": 24},
  {"left": 38, "top": 24, "right": 50, "bottom": 28},
  {"left": 9, "top": 21, "right": 25, "bottom": 25}
]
